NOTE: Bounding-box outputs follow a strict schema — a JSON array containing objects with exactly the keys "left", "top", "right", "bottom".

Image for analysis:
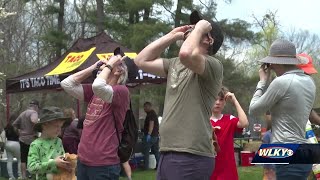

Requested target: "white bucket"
[{"left": 148, "top": 154, "right": 156, "bottom": 169}]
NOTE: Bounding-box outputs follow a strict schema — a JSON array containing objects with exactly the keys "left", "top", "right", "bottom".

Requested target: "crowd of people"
[
  {"left": 2, "top": 101, "right": 83, "bottom": 180},
  {"left": 0, "top": 9, "right": 319, "bottom": 180}
]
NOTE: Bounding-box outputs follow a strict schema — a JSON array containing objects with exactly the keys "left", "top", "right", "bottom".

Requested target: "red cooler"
[{"left": 240, "top": 151, "right": 255, "bottom": 166}]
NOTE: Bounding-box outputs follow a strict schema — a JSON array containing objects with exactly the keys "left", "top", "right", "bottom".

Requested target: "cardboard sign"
[
  {"left": 96, "top": 52, "right": 137, "bottom": 60},
  {"left": 46, "top": 47, "right": 96, "bottom": 75}
]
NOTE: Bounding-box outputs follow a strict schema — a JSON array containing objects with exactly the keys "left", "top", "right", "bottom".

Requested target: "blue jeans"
[
  {"left": 276, "top": 164, "right": 312, "bottom": 180},
  {"left": 142, "top": 135, "right": 160, "bottom": 169},
  {"left": 77, "top": 160, "right": 121, "bottom": 180}
]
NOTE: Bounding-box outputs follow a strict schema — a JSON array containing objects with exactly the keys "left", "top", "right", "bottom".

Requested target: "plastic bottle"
[
  {"left": 306, "top": 120, "right": 318, "bottom": 144},
  {"left": 306, "top": 120, "right": 320, "bottom": 179}
]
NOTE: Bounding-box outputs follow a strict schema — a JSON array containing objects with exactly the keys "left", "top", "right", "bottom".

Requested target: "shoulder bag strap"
[
  {"left": 112, "top": 111, "right": 121, "bottom": 145},
  {"left": 112, "top": 100, "right": 132, "bottom": 144}
]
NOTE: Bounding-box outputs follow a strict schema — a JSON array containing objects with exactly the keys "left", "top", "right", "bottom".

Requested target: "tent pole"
[
  {"left": 77, "top": 99, "right": 80, "bottom": 118},
  {"left": 6, "top": 93, "right": 10, "bottom": 123}
]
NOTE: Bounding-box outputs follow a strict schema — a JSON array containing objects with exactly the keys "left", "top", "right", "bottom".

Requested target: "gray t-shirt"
[
  {"left": 160, "top": 56, "right": 223, "bottom": 157},
  {"left": 12, "top": 108, "right": 38, "bottom": 145},
  {"left": 249, "top": 70, "right": 316, "bottom": 143}
]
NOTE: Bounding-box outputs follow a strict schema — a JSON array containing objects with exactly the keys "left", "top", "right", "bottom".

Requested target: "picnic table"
[
  {"left": 234, "top": 137, "right": 261, "bottom": 149},
  {"left": 234, "top": 137, "right": 262, "bottom": 166}
]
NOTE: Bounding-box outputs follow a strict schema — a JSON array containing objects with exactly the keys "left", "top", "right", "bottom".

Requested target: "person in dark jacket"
[
  {"left": 5, "top": 115, "right": 22, "bottom": 180},
  {"left": 142, "top": 102, "right": 160, "bottom": 170}
]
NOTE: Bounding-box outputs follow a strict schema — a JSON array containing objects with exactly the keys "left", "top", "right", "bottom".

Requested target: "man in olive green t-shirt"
[{"left": 134, "top": 10, "right": 224, "bottom": 180}]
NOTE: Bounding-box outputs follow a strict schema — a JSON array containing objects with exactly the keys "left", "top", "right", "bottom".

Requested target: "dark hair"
[
  {"left": 77, "top": 116, "right": 85, "bottom": 129},
  {"left": 5, "top": 115, "right": 19, "bottom": 140},
  {"left": 62, "top": 108, "right": 74, "bottom": 128},
  {"left": 217, "top": 86, "right": 229, "bottom": 99},
  {"left": 5, "top": 115, "right": 17, "bottom": 132},
  {"left": 5, "top": 115, "right": 17, "bottom": 130},
  {"left": 9, "top": 114, "right": 18, "bottom": 123},
  {"left": 144, "top": 102, "right": 152, "bottom": 106}
]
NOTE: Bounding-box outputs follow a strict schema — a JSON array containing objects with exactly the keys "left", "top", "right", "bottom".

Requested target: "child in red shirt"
[{"left": 210, "top": 86, "right": 249, "bottom": 180}]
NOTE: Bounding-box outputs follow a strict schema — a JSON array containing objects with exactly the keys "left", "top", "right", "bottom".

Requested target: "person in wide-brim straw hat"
[
  {"left": 249, "top": 39, "right": 316, "bottom": 180},
  {"left": 258, "top": 39, "right": 308, "bottom": 65}
]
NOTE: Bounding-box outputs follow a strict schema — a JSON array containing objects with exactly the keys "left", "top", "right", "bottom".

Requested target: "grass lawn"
[
  {"left": 0, "top": 166, "right": 262, "bottom": 180},
  {"left": 119, "top": 166, "right": 263, "bottom": 180}
]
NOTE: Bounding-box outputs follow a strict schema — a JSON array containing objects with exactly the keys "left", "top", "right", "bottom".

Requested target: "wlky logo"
[{"left": 258, "top": 147, "right": 294, "bottom": 159}]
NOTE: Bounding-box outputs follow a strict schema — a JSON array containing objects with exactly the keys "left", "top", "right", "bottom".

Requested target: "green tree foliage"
[
  {"left": 219, "top": 56, "right": 259, "bottom": 114},
  {"left": 40, "top": 29, "right": 70, "bottom": 60},
  {"left": 285, "top": 29, "right": 320, "bottom": 108},
  {"left": 220, "top": 19, "right": 256, "bottom": 44},
  {"left": 42, "top": 0, "right": 70, "bottom": 57},
  {"left": 239, "top": 12, "right": 280, "bottom": 75},
  {"left": 0, "top": 3, "right": 16, "bottom": 117},
  {"left": 104, "top": 0, "right": 173, "bottom": 53},
  {"left": 286, "top": 29, "right": 320, "bottom": 62}
]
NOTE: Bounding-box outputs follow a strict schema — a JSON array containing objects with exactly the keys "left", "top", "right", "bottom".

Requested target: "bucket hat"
[
  {"left": 34, "top": 106, "right": 71, "bottom": 132},
  {"left": 297, "top": 53, "right": 318, "bottom": 74},
  {"left": 259, "top": 39, "right": 308, "bottom": 65}
]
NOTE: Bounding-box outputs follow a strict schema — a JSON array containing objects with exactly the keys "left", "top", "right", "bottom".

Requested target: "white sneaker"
[{"left": 9, "top": 178, "right": 16, "bottom": 180}]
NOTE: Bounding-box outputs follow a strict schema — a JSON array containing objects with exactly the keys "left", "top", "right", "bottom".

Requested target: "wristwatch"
[{"left": 105, "top": 64, "right": 113, "bottom": 71}]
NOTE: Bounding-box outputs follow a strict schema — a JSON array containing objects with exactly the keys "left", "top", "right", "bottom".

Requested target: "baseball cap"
[
  {"left": 189, "top": 10, "right": 224, "bottom": 55},
  {"left": 296, "top": 53, "right": 318, "bottom": 74},
  {"left": 29, "top": 100, "right": 40, "bottom": 107},
  {"left": 114, "top": 47, "right": 139, "bottom": 80}
]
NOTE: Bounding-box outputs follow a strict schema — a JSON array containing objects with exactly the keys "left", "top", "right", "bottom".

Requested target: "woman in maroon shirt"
[{"left": 62, "top": 108, "right": 82, "bottom": 154}]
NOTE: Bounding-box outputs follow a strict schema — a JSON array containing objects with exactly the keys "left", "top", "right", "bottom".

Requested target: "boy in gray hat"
[
  {"left": 249, "top": 39, "right": 316, "bottom": 179},
  {"left": 27, "top": 107, "right": 72, "bottom": 179},
  {"left": 134, "top": 10, "right": 224, "bottom": 179}
]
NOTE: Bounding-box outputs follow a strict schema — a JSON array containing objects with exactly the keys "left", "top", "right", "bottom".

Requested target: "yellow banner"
[
  {"left": 46, "top": 47, "right": 96, "bottom": 75},
  {"left": 96, "top": 52, "right": 137, "bottom": 60}
]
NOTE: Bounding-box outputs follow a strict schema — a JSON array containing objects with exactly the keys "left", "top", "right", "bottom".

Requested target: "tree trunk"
[
  {"left": 96, "top": 0, "right": 105, "bottom": 33},
  {"left": 129, "top": 11, "right": 134, "bottom": 24},
  {"left": 56, "top": 0, "right": 65, "bottom": 58},
  {"left": 143, "top": 8, "right": 150, "bottom": 21},
  {"left": 74, "top": 0, "right": 88, "bottom": 38},
  {"left": 167, "top": 0, "right": 184, "bottom": 58},
  {"left": 174, "top": 0, "right": 183, "bottom": 27},
  {"left": 135, "top": 11, "right": 139, "bottom": 23}
]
